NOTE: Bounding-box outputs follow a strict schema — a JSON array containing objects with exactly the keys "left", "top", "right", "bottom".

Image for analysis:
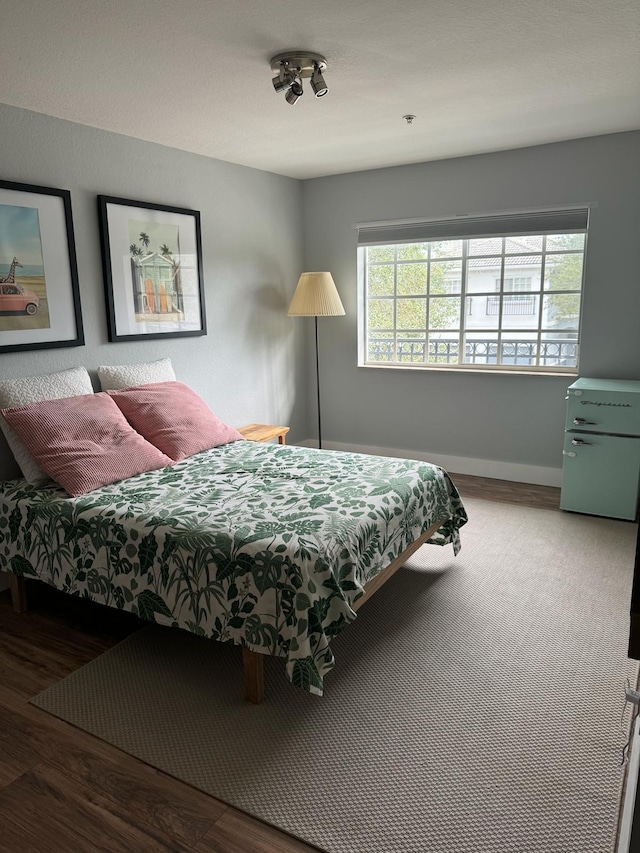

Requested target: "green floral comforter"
[{"left": 0, "top": 441, "right": 467, "bottom": 694}]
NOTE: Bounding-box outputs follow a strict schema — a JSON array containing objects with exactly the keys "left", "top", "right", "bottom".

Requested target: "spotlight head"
[
  {"left": 272, "top": 64, "right": 295, "bottom": 93},
  {"left": 310, "top": 64, "right": 328, "bottom": 97},
  {"left": 285, "top": 79, "right": 303, "bottom": 105},
  {"left": 272, "top": 74, "right": 288, "bottom": 93}
]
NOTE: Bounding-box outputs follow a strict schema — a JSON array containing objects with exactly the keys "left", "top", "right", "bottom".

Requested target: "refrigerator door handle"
[
  {"left": 571, "top": 437, "right": 593, "bottom": 446},
  {"left": 573, "top": 417, "right": 596, "bottom": 426}
]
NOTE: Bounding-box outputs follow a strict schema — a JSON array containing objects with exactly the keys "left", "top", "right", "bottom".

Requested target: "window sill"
[{"left": 359, "top": 362, "right": 578, "bottom": 378}]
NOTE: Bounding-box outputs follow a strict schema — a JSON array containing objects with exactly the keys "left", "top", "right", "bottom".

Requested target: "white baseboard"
[{"left": 296, "top": 439, "right": 562, "bottom": 487}]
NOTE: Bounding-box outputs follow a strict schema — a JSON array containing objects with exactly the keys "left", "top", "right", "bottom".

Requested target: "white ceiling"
[{"left": 1, "top": 0, "right": 639, "bottom": 179}]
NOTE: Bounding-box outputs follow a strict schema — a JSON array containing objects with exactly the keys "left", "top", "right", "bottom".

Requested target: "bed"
[{"left": 0, "top": 440, "right": 467, "bottom": 700}]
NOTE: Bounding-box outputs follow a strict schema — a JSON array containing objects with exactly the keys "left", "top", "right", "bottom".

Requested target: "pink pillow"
[
  {"left": 1, "top": 393, "right": 174, "bottom": 496},
  {"left": 106, "top": 381, "right": 243, "bottom": 461}
]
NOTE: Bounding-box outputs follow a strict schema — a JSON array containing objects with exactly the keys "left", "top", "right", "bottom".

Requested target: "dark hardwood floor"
[
  {"left": 0, "top": 476, "right": 560, "bottom": 853},
  {"left": 448, "top": 472, "right": 561, "bottom": 511}
]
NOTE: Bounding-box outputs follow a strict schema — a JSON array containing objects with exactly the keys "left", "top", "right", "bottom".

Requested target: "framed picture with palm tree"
[{"left": 98, "top": 195, "right": 206, "bottom": 342}]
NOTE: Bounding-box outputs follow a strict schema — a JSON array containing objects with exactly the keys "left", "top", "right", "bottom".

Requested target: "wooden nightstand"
[{"left": 238, "top": 423, "right": 290, "bottom": 445}]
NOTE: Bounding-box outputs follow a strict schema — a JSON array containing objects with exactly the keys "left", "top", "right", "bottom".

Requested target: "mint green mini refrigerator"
[{"left": 560, "top": 378, "right": 640, "bottom": 520}]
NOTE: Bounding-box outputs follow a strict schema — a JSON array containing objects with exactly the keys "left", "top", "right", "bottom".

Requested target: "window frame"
[{"left": 358, "top": 230, "right": 587, "bottom": 375}]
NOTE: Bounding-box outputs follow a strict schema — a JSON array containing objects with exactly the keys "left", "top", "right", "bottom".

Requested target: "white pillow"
[
  {"left": 0, "top": 366, "right": 94, "bottom": 485},
  {"left": 97, "top": 358, "right": 176, "bottom": 391}
]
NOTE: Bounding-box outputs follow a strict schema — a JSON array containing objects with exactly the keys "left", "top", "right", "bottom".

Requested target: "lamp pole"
[{"left": 314, "top": 316, "right": 322, "bottom": 449}]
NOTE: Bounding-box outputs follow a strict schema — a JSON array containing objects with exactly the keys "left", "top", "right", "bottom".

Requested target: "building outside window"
[{"left": 358, "top": 209, "right": 587, "bottom": 372}]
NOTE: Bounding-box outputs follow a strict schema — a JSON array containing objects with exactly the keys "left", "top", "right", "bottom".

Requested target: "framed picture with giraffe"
[
  {"left": 98, "top": 195, "right": 206, "bottom": 342},
  {"left": 0, "top": 179, "right": 84, "bottom": 354}
]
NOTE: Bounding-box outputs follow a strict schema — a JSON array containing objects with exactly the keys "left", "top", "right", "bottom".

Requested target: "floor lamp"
[{"left": 287, "top": 272, "right": 345, "bottom": 449}]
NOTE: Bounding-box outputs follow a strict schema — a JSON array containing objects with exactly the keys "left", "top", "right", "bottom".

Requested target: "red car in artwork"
[{"left": 0, "top": 282, "right": 40, "bottom": 315}]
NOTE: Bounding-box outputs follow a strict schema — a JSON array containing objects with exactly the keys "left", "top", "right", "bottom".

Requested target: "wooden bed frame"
[{"left": 7, "top": 518, "right": 446, "bottom": 704}]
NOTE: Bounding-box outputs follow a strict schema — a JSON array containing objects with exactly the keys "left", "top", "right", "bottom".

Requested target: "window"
[
  {"left": 486, "top": 295, "right": 536, "bottom": 316},
  {"left": 501, "top": 276, "right": 532, "bottom": 292},
  {"left": 358, "top": 209, "right": 587, "bottom": 372}
]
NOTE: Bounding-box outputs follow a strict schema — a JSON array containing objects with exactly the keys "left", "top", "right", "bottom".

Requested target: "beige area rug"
[{"left": 32, "top": 499, "right": 638, "bottom": 853}]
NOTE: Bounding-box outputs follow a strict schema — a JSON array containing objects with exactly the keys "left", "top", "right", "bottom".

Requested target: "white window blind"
[{"left": 356, "top": 208, "right": 589, "bottom": 247}]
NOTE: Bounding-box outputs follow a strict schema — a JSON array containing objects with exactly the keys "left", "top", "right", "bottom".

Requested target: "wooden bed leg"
[
  {"left": 9, "top": 575, "right": 28, "bottom": 613},
  {"left": 242, "top": 647, "right": 264, "bottom": 704}
]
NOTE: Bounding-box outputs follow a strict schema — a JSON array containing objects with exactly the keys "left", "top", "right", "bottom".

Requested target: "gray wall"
[
  {"left": 0, "top": 103, "right": 306, "bottom": 479},
  {"left": 1, "top": 110, "right": 638, "bottom": 486},
  {"left": 302, "top": 131, "right": 640, "bottom": 482}
]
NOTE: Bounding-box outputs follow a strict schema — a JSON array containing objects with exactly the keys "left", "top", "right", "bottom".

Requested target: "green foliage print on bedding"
[{"left": 0, "top": 442, "right": 467, "bottom": 694}]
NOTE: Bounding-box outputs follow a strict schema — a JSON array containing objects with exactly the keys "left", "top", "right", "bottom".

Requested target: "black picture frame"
[
  {"left": 0, "top": 179, "right": 84, "bottom": 354},
  {"left": 98, "top": 195, "right": 206, "bottom": 342}
]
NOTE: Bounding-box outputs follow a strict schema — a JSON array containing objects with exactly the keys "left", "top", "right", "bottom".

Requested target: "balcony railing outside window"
[
  {"left": 368, "top": 337, "right": 578, "bottom": 368},
  {"left": 485, "top": 295, "right": 536, "bottom": 316}
]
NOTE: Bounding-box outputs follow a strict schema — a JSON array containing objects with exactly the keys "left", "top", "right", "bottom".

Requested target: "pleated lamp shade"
[{"left": 287, "top": 272, "right": 345, "bottom": 317}]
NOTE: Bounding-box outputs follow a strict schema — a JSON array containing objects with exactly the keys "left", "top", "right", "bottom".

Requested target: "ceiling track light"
[{"left": 270, "top": 51, "right": 329, "bottom": 104}]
